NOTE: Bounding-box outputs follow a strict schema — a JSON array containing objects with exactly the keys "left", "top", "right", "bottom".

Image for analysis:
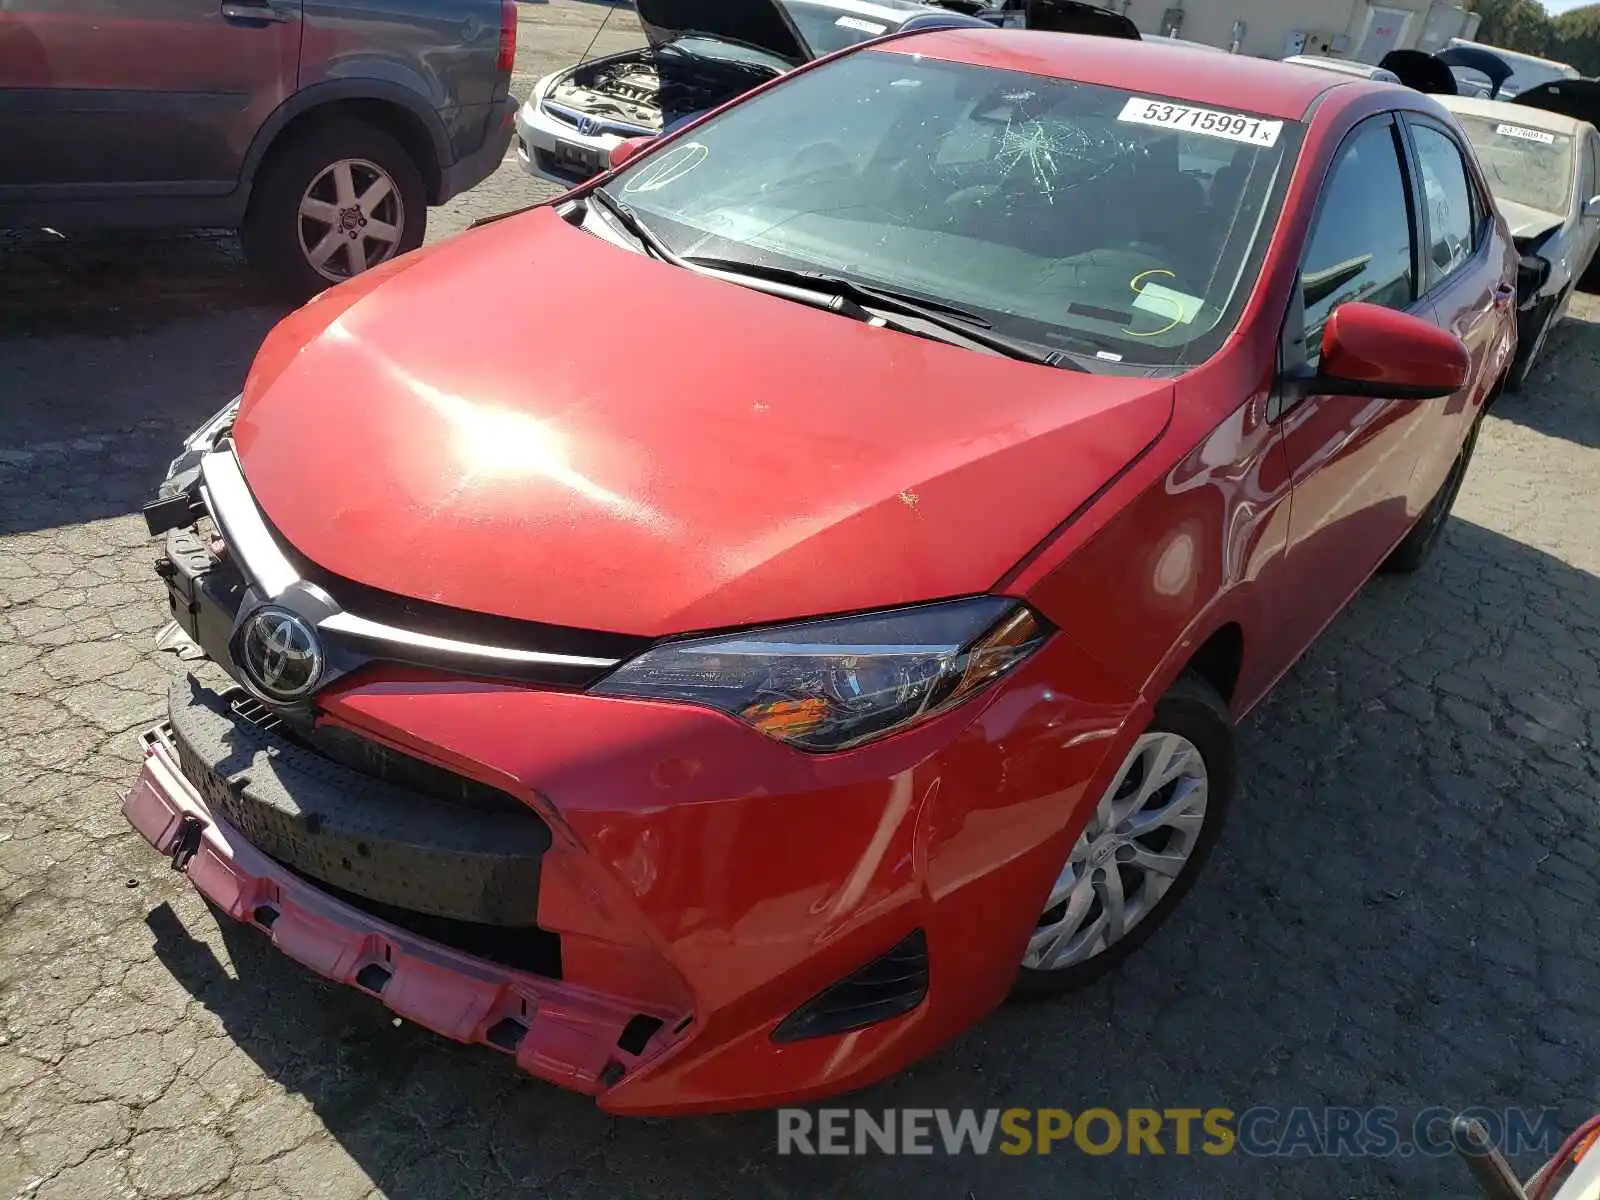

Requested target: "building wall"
[{"left": 1112, "top": 0, "right": 1468, "bottom": 61}]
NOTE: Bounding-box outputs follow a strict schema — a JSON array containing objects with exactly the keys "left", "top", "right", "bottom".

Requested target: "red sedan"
[{"left": 125, "top": 29, "right": 1516, "bottom": 1114}]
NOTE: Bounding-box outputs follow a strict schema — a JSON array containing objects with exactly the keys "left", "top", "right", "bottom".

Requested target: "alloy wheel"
[
  {"left": 1023, "top": 731, "right": 1209, "bottom": 972},
  {"left": 297, "top": 158, "right": 406, "bottom": 283}
]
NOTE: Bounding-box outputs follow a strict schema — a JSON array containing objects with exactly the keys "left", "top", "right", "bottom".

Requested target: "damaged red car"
[{"left": 125, "top": 29, "right": 1516, "bottom": 1114}]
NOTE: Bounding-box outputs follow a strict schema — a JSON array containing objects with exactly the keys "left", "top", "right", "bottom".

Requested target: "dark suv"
[{"left": 0, "top": 0, "right": 519, "bottom": 298}]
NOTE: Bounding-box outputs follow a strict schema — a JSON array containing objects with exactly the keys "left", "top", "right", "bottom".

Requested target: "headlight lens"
[{"left": 591, "top": 597, "right": 1051, "bottom": 751}]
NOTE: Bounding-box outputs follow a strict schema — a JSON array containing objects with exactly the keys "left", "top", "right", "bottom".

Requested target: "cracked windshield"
[
  {"left": 604, "top": 49, "right": 1299, "bottom": 366},
  {"left": 1451, "top": 113, "right": 1575, "bottom": 215}
]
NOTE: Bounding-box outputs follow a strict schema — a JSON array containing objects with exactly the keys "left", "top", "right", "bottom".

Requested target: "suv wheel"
[{"left": 243, "top": 119, "right": 427, "bottom": 300}]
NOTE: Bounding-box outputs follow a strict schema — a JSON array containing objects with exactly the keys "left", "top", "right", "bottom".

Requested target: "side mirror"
[
  {"left": 1282, "top": 301, "right": 1471, "bottom": 402},
  {"left": 609, "top": 137, "right": 652, "bottom": 171},
  {"left": 1583, "top": 195, "right": 1600, "bottom": 219}
]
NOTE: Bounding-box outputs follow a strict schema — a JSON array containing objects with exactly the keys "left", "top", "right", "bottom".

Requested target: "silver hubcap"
[
  {"left": 1023, "top": 731, "right": 1209, "bottom": 972},
  {"left": 297, "top": 158, "right": 404, "bottom": 282}
]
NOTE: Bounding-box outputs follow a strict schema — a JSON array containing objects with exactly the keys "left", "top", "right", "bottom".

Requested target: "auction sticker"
[
  {"left": 1495, "top": 123, "right": 1557, "bottom": 144},
  {"left": 836, "top": 15, "right": 887, "bottom": 34},
  {"left": 1117, "top": 98, "right": 1282, "bottom": 147}
]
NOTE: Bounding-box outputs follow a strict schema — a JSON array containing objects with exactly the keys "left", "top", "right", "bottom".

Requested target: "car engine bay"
[{"left": 550, "top": 50, "right": 782, "bottom": 133}]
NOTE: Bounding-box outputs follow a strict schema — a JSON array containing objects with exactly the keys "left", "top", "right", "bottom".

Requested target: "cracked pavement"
[{"left": 4, "top": 6, "right": 1600, "bottom": 1195}]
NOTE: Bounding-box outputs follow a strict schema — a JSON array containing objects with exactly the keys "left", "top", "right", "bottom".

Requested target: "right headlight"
[{"left": 591, "top": 597, "right": 1051, "bottom": 751}]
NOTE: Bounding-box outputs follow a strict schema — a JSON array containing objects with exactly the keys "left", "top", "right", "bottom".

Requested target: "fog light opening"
[
  {"left": 355, "top": 964, "right": 392, "bottom": 995},
  {"left": 486, "top": 1017, "right": 528, "bottom": 1054},
  {"left": 617, "top": 1014, "right": 665, "bottom": 1057}
]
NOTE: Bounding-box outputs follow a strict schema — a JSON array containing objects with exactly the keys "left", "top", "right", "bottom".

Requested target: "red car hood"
[{"left": 234, "top": 209, "right": 1173, "bottom": 637}]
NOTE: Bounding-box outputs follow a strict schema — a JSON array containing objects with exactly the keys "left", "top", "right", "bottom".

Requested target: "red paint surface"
[
  {"left": 135, "top": 34, "right": 1518, "bottom": 1112},
  {"left": 1322, "top": 302, "right": 1474, "bottom": 392},
  {"left": 234, "top": 208, "right": 1174, "bottom": 635}
]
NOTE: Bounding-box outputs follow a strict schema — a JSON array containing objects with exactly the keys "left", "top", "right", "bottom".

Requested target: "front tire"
[
  {"left": 1013, "top": 675, "right": 1234, "bottom": 998},
  {"left": 242, "top": 119, "right": 427, "bottom": 301}
]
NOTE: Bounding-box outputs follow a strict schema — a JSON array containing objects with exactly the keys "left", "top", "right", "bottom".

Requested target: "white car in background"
[
  {"left": 1281, "top": 54, "right": 1401, "bottom": 83},
  {"left": 515, "top": 0, "right": 994, "bottom": 187},
  {"left": 1439, "top": 91, "right": 1600, "bottom": 389}
]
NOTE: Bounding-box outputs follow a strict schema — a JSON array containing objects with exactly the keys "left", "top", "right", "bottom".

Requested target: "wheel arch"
[
  {"left": 1180, "top": 622, "right": 1244, "bottom": 707},
  {"left": 1136, "top": 592, "right": 1262, "bottom": 722},
  {"left": 240, "top": 82, "right": 450, "bottom": 206}
]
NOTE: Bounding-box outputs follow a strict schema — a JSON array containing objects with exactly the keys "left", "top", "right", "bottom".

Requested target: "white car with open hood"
[
  {"left": 1438, "top": 87, "right": 1600, "bottom": 390},
  {"left": 514, "top": 0, "right": 995, "bottom": 187}
]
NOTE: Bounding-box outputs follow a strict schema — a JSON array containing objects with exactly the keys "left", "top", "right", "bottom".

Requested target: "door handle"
[
  {"left": 221, "top": 0, "right": 290, "bottom": 22},
  {"left": 1492, "top": 283, "right": 1515, "bottom": 310}
]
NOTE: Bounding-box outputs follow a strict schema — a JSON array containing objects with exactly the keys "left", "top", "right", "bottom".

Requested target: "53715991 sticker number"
[{"left": 1117, "top": 98, "right": 1283, "bottom": 147}]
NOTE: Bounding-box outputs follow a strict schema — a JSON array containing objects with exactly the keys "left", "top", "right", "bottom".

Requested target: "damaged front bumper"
[
  {"left": 125, "top": 720, "right": 677, "bottom": 1096},
  {"left": 124, "top": 397, "right": 1143, "bottom": 1114}
]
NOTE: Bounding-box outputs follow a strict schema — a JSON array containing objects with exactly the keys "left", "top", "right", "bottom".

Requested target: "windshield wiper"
[
  {"left": 683, "top": 256, "right": 1081, "bottom": 369},
  {"left": 580, "top": 202, "right": 1075, "bottom": 367},
  {"left": 686, "top": 256, "right": 993, "bottom": 325},
  {"left": 584, "top": 192, "right": 883, "bottom": 319},
  {"left": 586, "top": 187, "right": 680, "bottom": 263}
]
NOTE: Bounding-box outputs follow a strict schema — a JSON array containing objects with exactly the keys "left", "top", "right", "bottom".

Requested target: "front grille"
[
  {"left": 772, "top": 931, "right": 930, "bottom": 1043},
  {"left": 197, "top": 456, "right": 645, "bottom": 690},
  {"left": 545, "top": 103, "right": 581, "bottom": 129},
  {"left": 278, "top": 542, "right": 649, "bottom": 685},
  {"left": 533, "top": 148, "right": 596, "bottom": 188}
]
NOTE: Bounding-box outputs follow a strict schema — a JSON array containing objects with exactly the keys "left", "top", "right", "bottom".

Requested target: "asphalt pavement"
[{"left": 4, "top": 4, "right": 1600, "bottom": 1197}]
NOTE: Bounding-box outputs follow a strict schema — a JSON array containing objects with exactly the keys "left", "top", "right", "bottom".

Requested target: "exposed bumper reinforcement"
[
  {"left": 165, "top": 675, "right": 553, "bottom": 927},
  {"left": 123, "top": 727, "right": 676, "bottom": 1097}
]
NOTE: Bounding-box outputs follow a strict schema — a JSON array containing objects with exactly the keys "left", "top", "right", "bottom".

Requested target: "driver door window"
[{"left": 1298, "top": 118, "right": 1417, "bottom": 358}]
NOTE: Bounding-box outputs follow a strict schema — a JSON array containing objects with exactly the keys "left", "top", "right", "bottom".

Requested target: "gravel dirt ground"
[{"left": 4, "top": 5, "right": 1600, "bottom": 1197}]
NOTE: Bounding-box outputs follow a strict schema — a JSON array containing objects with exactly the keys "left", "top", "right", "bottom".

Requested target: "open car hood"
[
  {"left": 1021, "top": 0, "right": 1140, "bottom": 38},
  {"left": 1515, "top": 79, "right": 1600, "bottom": 129},
  {"left": 1436, "top": 45, "right": 1515, "bottom": 98},
  {"left": 1379, "top": 50, "right": 1459, "bottom": 95},
  {"left": 1500, "top": 198, "right": 1565, "bottom": 245},
  {"left": 636, "top": 0, "right": 809, "bottom": 61}
]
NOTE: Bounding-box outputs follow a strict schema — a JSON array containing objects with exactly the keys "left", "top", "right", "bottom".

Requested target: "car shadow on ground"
[
  {"left": 1498, "top": 307, "right": 1600, "bottom": 450},
  {"left": 141, "top": 515, "right": 1600, "bottom": 1199},
  {"left": 0, "top": 231, "right": 287, "bottom": 537},
  {"left": 0, "top": 228, "right": 278, "bottom": 337}
]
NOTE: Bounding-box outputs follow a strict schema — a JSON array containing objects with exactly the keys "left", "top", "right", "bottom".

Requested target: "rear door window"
[{"left": 1409, "top": 121, "right": 1479, "bottom": 287}]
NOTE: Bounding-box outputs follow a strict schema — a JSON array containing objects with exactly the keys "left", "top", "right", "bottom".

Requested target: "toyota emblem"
[
  {"left": 577, "top": 116, "right": 602, "bottom": 137},
  {"left": 238, "top": 607, "right": 324, "bottom": 702}
]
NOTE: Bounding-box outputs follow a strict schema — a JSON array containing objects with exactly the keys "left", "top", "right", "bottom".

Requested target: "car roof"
[
  {"left": 1436, "top": 93, "right": 1592, "bottom": 135},
  {"left": 1286, "top": 55, "right": 1376, "bottom": 74},
  {"left": 791, "top": 0, "right": 966, "bottom": 19},
  {"left": 1143, "top": 34, "right": 1227, "bottom": 53},
  {"left": 880, "top": 28, "right": 1363, "bottom": 120}
]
